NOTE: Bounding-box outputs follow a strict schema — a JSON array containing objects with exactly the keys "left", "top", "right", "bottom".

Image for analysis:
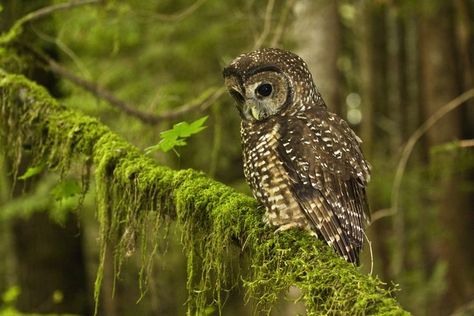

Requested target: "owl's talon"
[{"left": 274, "top": 223, "right": 299, "bottom": 234}]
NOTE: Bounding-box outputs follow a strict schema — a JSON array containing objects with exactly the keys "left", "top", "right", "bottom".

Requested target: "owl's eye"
[{"left": 255, "top": 83, "right": 272, "bottom": 97}]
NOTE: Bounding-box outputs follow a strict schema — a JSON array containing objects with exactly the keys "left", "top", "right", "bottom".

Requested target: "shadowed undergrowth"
[{"left": 0, "top": 70, "right": 409, "bottom": 315}]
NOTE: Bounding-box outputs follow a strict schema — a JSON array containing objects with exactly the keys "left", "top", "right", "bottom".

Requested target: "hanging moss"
[{"left": 0, "top": 71, "right": 410, "bottom": 315}]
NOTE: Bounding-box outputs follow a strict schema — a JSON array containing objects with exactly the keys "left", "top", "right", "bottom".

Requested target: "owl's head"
[{"left": 223, "top": 48, "right": 321, "bottom": 122}]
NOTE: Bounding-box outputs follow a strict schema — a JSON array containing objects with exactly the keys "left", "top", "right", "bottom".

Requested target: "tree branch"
[
  {"left": 270, "top": 0, "right": 297, "bottom": 47},
  {"left": 0, "top": 0, "right": 102, "bottom": 44},
  {"left": 0, "top": 71, "right": 409, "bottom": 315},
  {"left": 458, "top": 139, "right": 474, "bottom": 148},
  {"left": 18, "top": 0, "right": 102, "bottom": 24},
  {"left": 1, "top": 0, "right": 224, "bottom": 125},
  {"left": 253, "top": 0, "right": 276, "bottom": 49},
  {"left": 44, "top": 56, "right": 224, "bottom": 125},
  {"left": 139, "top": 0, "right": 208, "bottom": 22}
]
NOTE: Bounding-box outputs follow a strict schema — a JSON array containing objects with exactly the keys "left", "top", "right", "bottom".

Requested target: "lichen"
[{"left": 0, "top": 71, "right": 410, "bottom": 315}]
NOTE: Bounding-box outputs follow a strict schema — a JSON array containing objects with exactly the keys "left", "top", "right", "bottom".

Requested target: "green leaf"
[
  {"left": 18, "top": 164, "right": 44, "bottom": 180},
  {"left": 173, "top": 122, "right": 192, "bottom": 137},
  {"left": 188, "top": 116, "right": 208, "bottom": 136},
  {"left": 189, "top": 116, "right": 208, "bottom": 131},
  {"left": 51, "top": 180, "right": 81, "bottom": 201},
  {"left": 145, "top": 116, "right": 208, "bottom": 155},
  {"left": 160, "top": 129, "right": 178, "bottom": 140},
  {"left": 157, "top": 138, "right": 177, "bottom": 152}
]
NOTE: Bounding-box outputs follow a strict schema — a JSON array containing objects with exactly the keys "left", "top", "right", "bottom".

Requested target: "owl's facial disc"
[
  {"left": 242, "top": 71, "right": 290, "bottom": 121},
  {"left": 224, "top": 70, "right": 291, "bottom": 122},
  {"left": 243, "top": 81, "right": 274, "bottom": 121}
]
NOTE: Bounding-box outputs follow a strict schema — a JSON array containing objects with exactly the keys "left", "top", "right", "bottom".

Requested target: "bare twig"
[
  {"left": 458, "top": 139, "right": 474, "bottom": 148},
  {"left": 254, "top": 0, "right": 276, "bottom": 49},
  {"left": 46, "top": 58, "right": 157, "bottom": 123},
  {"left": 31, "top": 27, "right": 91, "bottom": 78},
  {"left": 391, "top": 89, "right": 474, "bottom": 217},
  {"left": 45, "top": 57, "right": 224, "bottom": 125},
  {"left": 369, "top": 208, "right": 392, "bottom": 223},
  {"left": 153, "top": 88, "right": 225, "bottom": 122},
  {"left": 141, "top": 0, "right": 208, "bottom": 22},
  {"left": 18, "top": 0, "right": 101, "bottom": 24},
  {"left": 41, "top": 56, "right": 225, "bottom": 125},
  {"left": 363, "top": 230, "right": 373, "bottom": 275},
  {"left": 270, "top": 0, "right": 297, "bottom": 47},
  {"left": 384, "top": 90, "right": 474, "bottom": 277},
  {"left": 370, "top": 88, "right": 474, "bottom": 223},
  {"left": 252, "top": 0, "right": 296, "bottom": 49},
  {"left": 428, "top": 139, "right": 474, "bottom": 153},
  {"left": 0, "top": 0, "right": 102, "bottom": 44}
]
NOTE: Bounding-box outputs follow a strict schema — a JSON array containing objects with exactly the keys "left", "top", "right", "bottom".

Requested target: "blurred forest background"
[{"left": 1, "top": 0, "right": 474, "bottom": 315}]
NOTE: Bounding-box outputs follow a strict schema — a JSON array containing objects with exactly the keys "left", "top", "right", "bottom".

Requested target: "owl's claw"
[{"left": 274, "top": 223, "right": 299, "bottom": 234}]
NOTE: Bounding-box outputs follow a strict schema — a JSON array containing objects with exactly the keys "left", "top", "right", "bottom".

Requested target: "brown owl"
[{"left": 223, "top": 48, "right": 370, "bottom": 264}]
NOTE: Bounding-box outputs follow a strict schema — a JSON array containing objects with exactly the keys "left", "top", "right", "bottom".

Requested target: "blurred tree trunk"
[
  {"left": 0, "top": 155, "right": 17, "bottom": 295},
  {"left": 292, "top": 0, "right": 343, "bottom": 115},
  {"left": 12, "top": 212, "right": 90, "bottom": 314},
  {"left": 356, "top": 1, "right": 391, "bottom": 157},
  {"left": 1, "top": 0, "right": 90, "bottom": 314},
  {"left": 419, "top": 2, "right": 474, "bottom": 314},
  {"left": 355, "top": 1, "right": 393, "bottom": 280},
  {"left": 454, "top": 0, "right": 474, "bottom": 138}
]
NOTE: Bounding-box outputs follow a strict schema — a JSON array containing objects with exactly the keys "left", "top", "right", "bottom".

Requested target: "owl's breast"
[
  {"left": 241, "top": 120, "right": 279, "bottom": 192},
  {"left": 240, "top": 121, "right": 307, "bottom": 228}
]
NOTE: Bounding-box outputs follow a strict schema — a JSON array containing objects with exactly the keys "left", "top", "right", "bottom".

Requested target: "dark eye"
[{"left": 255, "top": 83, "right": 272, "bottom": 97}]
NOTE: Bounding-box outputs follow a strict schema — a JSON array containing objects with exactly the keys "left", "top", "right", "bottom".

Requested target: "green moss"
[{"left": 0, "top": 71, "right": 410, "bottom": 315}]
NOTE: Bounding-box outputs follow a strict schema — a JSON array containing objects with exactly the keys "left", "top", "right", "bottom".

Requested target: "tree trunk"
[
  {"left": 419, "top": 2, "right": 474, "bottom": 314},
  {"left": 355, "top": 1, "right": 393, "bottom": 280},
  {"left": 12, "top": 213, "right": 90, "bottom": 314},
  {"left": 292, "top": 0, "right": 343, "bottom": 115}
]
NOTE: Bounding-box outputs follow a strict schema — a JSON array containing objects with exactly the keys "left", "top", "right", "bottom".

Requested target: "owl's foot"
[
  {"left": 274, "top": 223, "right": 300, "bottom": 233},
  {"left": 274, "top": 223, "right": 318, "bottom": 237}
]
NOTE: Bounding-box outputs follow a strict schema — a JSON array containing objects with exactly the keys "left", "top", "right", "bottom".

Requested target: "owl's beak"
[
  {"left": 244, "top": 99, "right": 256, "bottom": 120},
  {"left": 224, "top": 78, "right": 264, "bottom": 121},
  {"left": 243, "top": 99, "right": 265, "bottom": 121}
]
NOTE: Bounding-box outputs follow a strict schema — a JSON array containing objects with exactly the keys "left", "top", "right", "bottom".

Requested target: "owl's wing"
[{"left": 277, "top": 110, "right": 370, "bottom": 264}]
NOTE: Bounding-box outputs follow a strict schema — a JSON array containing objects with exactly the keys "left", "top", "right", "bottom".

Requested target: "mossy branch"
[{"left": 0, "top": 71, "right": 409, "bottom": 315}]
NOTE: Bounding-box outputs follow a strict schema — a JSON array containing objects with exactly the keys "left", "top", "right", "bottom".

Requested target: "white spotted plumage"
[{"left": 224, "top": 48, "right": 370, "bottom": 264}]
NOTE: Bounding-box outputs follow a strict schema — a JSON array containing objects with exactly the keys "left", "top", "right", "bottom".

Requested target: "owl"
[{"left": 223, "top": 48, "right": 370, "bottom": 264}]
